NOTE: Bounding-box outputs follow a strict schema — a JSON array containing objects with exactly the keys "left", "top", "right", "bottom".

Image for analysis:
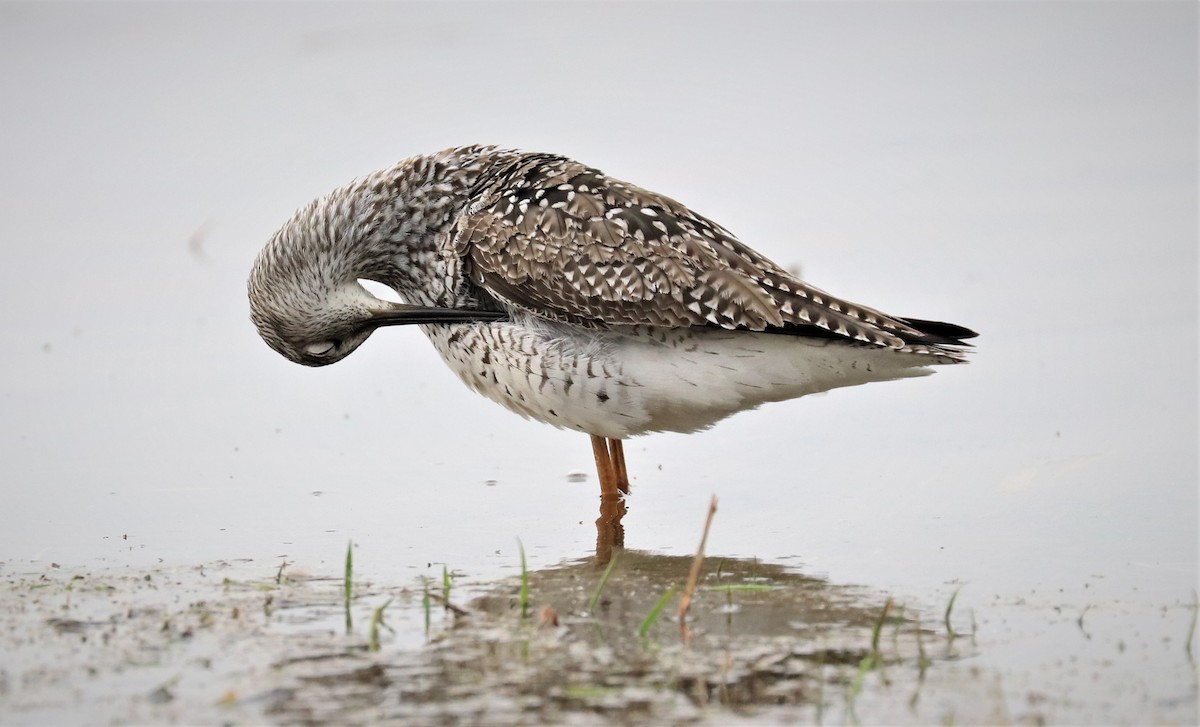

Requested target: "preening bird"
[{"left": 248, "top": 145, "right": 976, "bottom": 514}]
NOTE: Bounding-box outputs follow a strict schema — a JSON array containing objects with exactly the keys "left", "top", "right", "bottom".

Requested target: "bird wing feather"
[{"left": 450, "top": 153, "right": 924, "bottom": 348}]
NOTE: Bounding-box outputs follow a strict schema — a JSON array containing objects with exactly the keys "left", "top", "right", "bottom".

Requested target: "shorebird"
[{"left": 248, "top": 145, "right": 975, "bottom": 523}]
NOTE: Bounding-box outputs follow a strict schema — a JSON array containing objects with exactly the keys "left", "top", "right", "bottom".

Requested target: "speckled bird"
[{"left": 248, "top": 145, "right": 976, "bottom": 503}]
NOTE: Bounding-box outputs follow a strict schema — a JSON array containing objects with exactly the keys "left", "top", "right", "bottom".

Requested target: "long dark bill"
[{"left": 367, "top": 304, "right": 507, "bottom": 328}]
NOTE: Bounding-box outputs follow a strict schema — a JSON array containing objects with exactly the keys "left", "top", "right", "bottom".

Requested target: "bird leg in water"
[
  {"left": 591, "top": 435, "right": 628, "bottom": 563},
  {"left": 590, "top": 435, "right": 617, "bottom": 497},
  {"left": 589, "top": 436, "right": 631, "bottom": 497},
  {"left": 588, "top": 436, "right": 628, "bottom": 499},
  {"left": 609, "top": 438, "right": 631, "bottom": 495}
]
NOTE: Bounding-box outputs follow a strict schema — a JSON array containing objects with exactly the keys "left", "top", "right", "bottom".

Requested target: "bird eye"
[{"left": 304, "top": 341, "right": 336, "bottom": 356}]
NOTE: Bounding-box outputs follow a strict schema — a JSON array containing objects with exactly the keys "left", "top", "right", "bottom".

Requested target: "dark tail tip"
[{"left": 898, "top": 317, "right": 979, "bottom": 346}]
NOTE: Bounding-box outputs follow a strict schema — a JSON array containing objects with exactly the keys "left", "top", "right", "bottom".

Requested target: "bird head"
[
  {"left": 248, "top": 146, "right": 511, "bottom": 367},
  {"left": 248, "top": 261, "right": 388, "bottom": 370},
  {"left": 248, "top": 278, "right": 383, "bottom": 368},
  {"left": 247, "top": 190, "right": 399, "bottom": 367},
  {"left": 248, "top": 175, "right": 505, "bottom": 367}
]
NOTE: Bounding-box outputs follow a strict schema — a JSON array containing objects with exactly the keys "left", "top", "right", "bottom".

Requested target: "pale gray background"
[{"left": 0, "top": 1, "right": 1196, "bottom": 719}]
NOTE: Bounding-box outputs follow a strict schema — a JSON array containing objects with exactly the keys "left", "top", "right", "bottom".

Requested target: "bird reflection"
[{"left": 591, "top": 435, "right": 629, "bottom": 565}]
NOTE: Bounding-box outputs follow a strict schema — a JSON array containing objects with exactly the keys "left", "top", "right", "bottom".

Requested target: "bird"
[{"left": 248, "top": 144, "right": 976, "bottom": 531}]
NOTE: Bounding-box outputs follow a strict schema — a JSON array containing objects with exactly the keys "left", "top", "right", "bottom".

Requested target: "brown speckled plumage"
[
  {"left": 247, "top": 144, "right": 976, "bottom": 508},
  {"left": 454, "top": 151, "right": 932, "bottom": 348}
]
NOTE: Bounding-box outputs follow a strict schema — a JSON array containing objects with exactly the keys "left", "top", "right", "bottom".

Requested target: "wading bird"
[{"left": 248, "top": 145, "right": 975, "bottom": 548}]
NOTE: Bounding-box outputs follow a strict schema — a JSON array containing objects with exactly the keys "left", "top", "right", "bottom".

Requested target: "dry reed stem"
[{"left": 677, "top": 495, "right": 718, "bottom": 642}]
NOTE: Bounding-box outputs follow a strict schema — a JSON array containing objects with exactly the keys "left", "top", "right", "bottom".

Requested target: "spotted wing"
[{"left": 451, "top": 153, "right": 927, "bottom": 349}]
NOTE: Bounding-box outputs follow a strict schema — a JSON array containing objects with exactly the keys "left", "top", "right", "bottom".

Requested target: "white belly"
[{"left": 422, "top": 319, "right": 940, "bottom": 439}]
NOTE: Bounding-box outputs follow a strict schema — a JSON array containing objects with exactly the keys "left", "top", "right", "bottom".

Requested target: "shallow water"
[{"left": 1, "top": 3, "right": 1196, "bottom": 725}]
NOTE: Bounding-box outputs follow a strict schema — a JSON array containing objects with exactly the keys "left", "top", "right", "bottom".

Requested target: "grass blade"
[
  {"left": 639, "top": 584, "right": 678, "bottom": 638},
  {"left": 422, "top": 581, "right": 431, "bottom": 639},
  {"left": 368, "top": 598, "right": 392, "bottom": 651},
  {"left": 343, "top": 540, "right": 353, "bottom": 634},
  {"left": 517, "top": 539, "right": 529, "bottom": 619},
  {"left": 587, "top": 550, "right": 620, "bottom": 614},
  {"left": 870, "top": 598, "right": 893, "bottom": 654},
  {"left": 944, "top": 587, "right": 961, "bottom": 639},
  {"left": 1187, "top": 589, "right": 1198, "bottom": 660}
]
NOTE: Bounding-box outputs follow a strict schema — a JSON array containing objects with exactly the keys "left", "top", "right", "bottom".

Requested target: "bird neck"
[{"left": 349, "top": 144, "right": 518, "bottom": 307}]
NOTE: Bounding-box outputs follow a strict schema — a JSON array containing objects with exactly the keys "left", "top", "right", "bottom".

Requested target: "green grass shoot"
[
  {"left": 814, "top": 649, "right": 826, "bottom": 724},
  {"left": 871, "top": 597, "right": 893, "bottom": 654},
  {"left": 368, "top": 598, "right": 392, "bottom": 651},
  {"left": 1187, "top": 589, "right": 1198, "bottom": 660},
  {"left": 847, "top": 598, "right": 893, "bottom": 713},
  {"left": 587, "top": 550, "right": 620, "bottom": 614},
  {"left": 910, "top": 612, "right": 930, "bottom": 709},
  {"left": 564, "top": 684, "right": 621, "bottom": 699},
  {"left": 422, "top": 581, "right": 431, "bottom": 639},
  {"left": 442, "top": 565, "right": 451, "bottom": 605},
  {"left": 517, "top": 539, "right": 529, "bottom": 619},
  {"left": 890, "top": 603, "right": 906, "bottom": 648},
  {"left": 915, "top": 613, "right": 930, "bottom": 673},
  {"left": 944, "top": 587, "right": 962, "bottom": 639},
  {"left": 847, "top": 654, "right": 871, "bottom": 713},
  {"left": 638, "top": 584, "right": 678, "bottom": 638},
  {"left": 705, "top": 584, "right": 774, "bottom": 593},
  {"left": 343, "top": 540, "right": 353, "bottom": 634}
]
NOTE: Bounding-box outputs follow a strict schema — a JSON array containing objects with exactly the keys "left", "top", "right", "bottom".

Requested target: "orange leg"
[
  {"left": 608, "top": 438, "right": 631, "bottom": 495},
  {"left": 590, "top": 435, "right": 619, "bottom": 497}
]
